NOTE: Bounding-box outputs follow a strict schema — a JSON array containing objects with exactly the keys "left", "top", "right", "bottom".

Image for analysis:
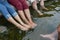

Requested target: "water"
[
  {"left": 0, "top": 1, "right": 60, "bottom": 40},
  {"left": 23, "top": 11, "right": 60, "bottom": 40}
]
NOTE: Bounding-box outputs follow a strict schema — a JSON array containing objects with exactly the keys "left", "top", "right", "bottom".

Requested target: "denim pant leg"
[
  {"left": 2, "top": 1, "right": 18, "bottom": 17},
  {"left": 0, "top": 4, "right": 11, "bottom": 19}
]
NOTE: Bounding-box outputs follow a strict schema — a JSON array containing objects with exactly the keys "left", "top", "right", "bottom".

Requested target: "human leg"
[
  {"left": 8, "top": 0, "right": 32, "bottom": 28},
  {"left": 5, "top": 2, "right": 30, "bottom": 28},
  {"left": 32, "top": 1, "right": 43, "bottom": 16},
  {"left": 19, "top": 0, "right": 37, "bottom": 28},
  {"left": 40, "top": 0, "right": 48, "bottom": 10},
  {"left": 3, "top": 1, "right": 31, "bottom": 29},
  {"left": 0, "top": 4, "right": 28, "bottom": 31}
]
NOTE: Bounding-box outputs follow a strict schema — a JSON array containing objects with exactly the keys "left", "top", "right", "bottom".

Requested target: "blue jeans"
[{"left": 0, "top": 0, "right": 17, "bottom": 19}]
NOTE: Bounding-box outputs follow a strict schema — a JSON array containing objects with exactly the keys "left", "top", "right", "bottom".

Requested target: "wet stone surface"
[{"left": 0, "top": 26, "right": 8, "bottom": 33}]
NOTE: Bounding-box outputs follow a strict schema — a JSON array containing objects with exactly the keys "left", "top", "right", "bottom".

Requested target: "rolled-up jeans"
[{"left": 0, "top": 0, "right": 18, "bottom": 19}]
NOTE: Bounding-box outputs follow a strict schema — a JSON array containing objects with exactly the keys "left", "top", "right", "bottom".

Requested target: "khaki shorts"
[
  {"left": 26, "top": 0, "right": 46, "bottom": 6},
  {"left": 26, "top": 0, "right": 40, "bottom": 6},
  {"left": 27, "top": 0, "right": 40, "bottom": 3}
]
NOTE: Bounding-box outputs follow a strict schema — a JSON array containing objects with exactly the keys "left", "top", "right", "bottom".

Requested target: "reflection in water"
[{"left": 0, "top": 1, "right": 60, "bottom": 40}]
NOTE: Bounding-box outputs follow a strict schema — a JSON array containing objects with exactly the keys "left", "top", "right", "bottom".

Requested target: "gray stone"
[
  {"left": 44, "top": 11, "right": 57, "bottom": 14},
  {"left": 54, "top": 0, "right": 58, "bottom": 2},
  {"left": 0, "top": 26, "right": 7, "bottom": 33},
  {"left": 55, "top": 7, "right": 60, "bottom": 10}
]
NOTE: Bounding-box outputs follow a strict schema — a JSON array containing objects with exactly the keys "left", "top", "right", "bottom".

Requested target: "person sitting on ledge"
[
  {"left": 0, "top": 0, "right": 33, "bottom": 31},
  {"left": 27, "top": 0, "right": 48, "bottom": 16},
  {"left": 8, "top": 0, "right": 37, "bottom": 29}
]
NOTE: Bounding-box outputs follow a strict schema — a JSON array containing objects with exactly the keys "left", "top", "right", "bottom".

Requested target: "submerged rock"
[
  {"left": 54, "top": 0, "right": 58, "bottom": 2},
  {"left": 55, "top": 7, "right": 60, "bottom": 10},
  {"left": 44, "top": 11, "right": 57, "bottom": 14},
  {"left": 0, "top": 26, "right": 8, "bottom": 33}
]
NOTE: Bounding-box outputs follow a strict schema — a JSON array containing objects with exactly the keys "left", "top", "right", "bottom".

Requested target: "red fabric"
[{"left": 8, "top": 0, "right": 29, "bottom": 10}]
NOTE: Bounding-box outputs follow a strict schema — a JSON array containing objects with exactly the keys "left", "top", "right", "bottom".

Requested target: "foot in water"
[
  {"left": 36, "top": 10, "right": 43, "bottom": 16},
  {"left": 41, "top": 6, "right": 49, "bottom": 11},
  {"left": 42, "top": 7, "right": 49, "bottom": 11}
]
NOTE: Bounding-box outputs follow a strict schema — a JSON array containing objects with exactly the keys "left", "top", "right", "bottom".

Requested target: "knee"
[
  {"left": 32, "top": 1, "right": 37, "bottom": 7},
  {"left": 33, "top": 1, "right": 37, "bottom": 5},
  {"left": 12, "top": 12, "right": 18, "bottom": 17},
  {"left": 40, "top": 1, "right": 44, "bottom": 6},
  {"left": 32, "top": 2, "right": 37, "bottom": 6},
  {"left": 0, "top": 4, "right": 6, "bottom": 10}
]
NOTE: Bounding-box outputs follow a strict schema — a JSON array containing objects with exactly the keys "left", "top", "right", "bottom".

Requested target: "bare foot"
[
  {"left": 24, "top": 21, "right": 37, "bottom": 29},
  {"left": 41, "top": 6, "right": 49, "bottom": 11},
  {"left": 30, "top": 22, "right": 37, "bottom": 29},
  {"left": 22, "top": 24, "right": 31, "bottom": 29},
  {"left": 40, "top": 34, "right": 55, "bottom": 40},
  {"left": 36, "top": 10, "right": 43, "bottom": 16},
  {"left": 17, "top": 24, "right": 29, "bottom": 31}
]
